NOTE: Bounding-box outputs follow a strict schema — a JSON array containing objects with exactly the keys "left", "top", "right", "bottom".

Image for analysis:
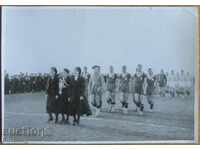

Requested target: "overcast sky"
[{"left": 2, "top": 7, "right": 197, "bottom": 75}]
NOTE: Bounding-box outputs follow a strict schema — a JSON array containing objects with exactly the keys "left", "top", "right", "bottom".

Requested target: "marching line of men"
[{"left": 43, "top": 64, "right": 194, "bottom": 125}]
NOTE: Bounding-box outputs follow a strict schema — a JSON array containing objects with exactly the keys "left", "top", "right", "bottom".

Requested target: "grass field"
[{"left": 3, "top": 92, "right": 195, "bottom": 143}]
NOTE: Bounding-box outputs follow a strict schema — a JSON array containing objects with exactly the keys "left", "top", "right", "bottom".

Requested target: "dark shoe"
[
  {"left": 48, "top": 118, "right": 53, "bottom": 122},
  {"left": 150, "top": 103, "right": 154, "bottom": 110},
  {"left": 86, "top": 111, "right": 92, "bottom": 116},
  {"left": 120, "top": 101, "right": 125, "bottom": 107},
  {"left": 76, "top": 120, "right": 80, "bottom": 125},
  {"left": 60, "top": 119, "right": 65, "bottom": 124},
  {"left": 64, "top": 119, "right": 70, "bottom": 124},
  {"left": 111, "top": 101, "right": 116, "bottom": 105},
  {"left": 55, "top": 119, "right": 58, "bottom": 124},
  {"left": 107, "top": 98, "right": 112, "bottom": 104},
  {"left": 73, "top": 121, "right": 76, "bottom": 126},
  {"left": 125, "top": 103, "right": 128, "bottom": 108},
  {"left": 140, "top": 104, "right": 144, "bottom": 112}
]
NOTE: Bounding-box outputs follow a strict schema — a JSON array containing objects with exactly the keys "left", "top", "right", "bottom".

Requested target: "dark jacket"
[
  {"left": 57, "top": 76, "right": 72, "bottom": 114},
  {"left": 46, "top": 75, "right": 59, "bottom": 113},
  {"left": 46, "top": 76, "right": 59, "bottom": 96},
  {"left": 71, "top": 76, "right": 85, "bottom": 103},
  {"left": 70, "top": 75, "right": 85, "bottom": 114},
  {"left": 61, "top": 76, "right": 72, "bottom": 99}
]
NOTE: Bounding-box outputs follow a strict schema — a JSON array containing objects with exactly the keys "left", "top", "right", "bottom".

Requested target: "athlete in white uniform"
[
  {"left": 106, "top": 66, "right": 117, "bottom": 112},
  {"left": 185, "top": 72, "right": 194, "bottom": 96},
  {"left": 167, "top": 70, "right": 176, "bottom": 98},
  {"left": 88, "top": 65, "right": 105, "bottom": 117},
  {"left": 175, "top": 72, "right": 180, "bottom": 91},
  {"left": 177, "top": 70, "right": 187, "bottom": 97}
]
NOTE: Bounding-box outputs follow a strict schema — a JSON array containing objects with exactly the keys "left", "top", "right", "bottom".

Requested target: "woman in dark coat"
[
  {"left": 70, "top": 67, "right": 85, "bottom": 126},
  {"left": 58, "top": 68, "right": 72, "bottom": 124},
  {"left": 46, "top": 67, "right": 59, "bottom": 123}
]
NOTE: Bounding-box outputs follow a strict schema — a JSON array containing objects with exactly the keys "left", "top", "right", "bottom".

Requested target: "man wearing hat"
[{"left": 88, "top": 65, "right": 105, "bottom": 117}]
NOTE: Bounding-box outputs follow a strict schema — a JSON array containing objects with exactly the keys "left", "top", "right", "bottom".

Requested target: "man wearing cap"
[{"left": 88, "top": 65, "right": 105, "bottom": 117}]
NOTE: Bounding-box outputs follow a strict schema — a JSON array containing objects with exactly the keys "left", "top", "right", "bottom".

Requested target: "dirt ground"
[{"left": 3, "top": 92, "right": 195, "bottom": 143}]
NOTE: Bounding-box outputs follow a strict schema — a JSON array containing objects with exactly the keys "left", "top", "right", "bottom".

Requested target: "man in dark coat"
[
  {"left": 46, "top": 67, "right": 59, "bottom": 123},
  {"left": 70, "top": 67, "right": 85, "bottom": 126}
]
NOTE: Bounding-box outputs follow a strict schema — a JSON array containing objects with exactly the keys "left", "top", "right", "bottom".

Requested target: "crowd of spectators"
[{"left": 4, "top": 72, "right": 49, "bottom": 94}]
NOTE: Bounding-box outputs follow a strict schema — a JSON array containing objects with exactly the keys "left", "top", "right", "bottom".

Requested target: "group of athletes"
[{"left": 44, "top": 64, "right": 194, "bottom": 125}]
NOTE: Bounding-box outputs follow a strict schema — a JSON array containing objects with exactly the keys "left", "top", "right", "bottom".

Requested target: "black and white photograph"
[{"left": 1, "top": 6, "right": 199, "bottom": 143}]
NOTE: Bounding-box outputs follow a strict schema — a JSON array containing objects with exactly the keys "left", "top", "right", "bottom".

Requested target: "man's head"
[
  {"left": 74, "top": 67, "right": 81, "bottom": 77},
  {"left": 137, "top": 64, "right": 142, "bottom": 72},
  {"left": 63, "top": 68, "right": 70, "bottom": 78},
  {"left": 109, "top": 65, "right": 114, "bottom": 74},
  {"left": 83, "top": 66, "right": 87, "bottom": 73},
  {"left": 148, "top": 68, "right": 153, "bottom": 75},
  {"left": 122, "top": 65, "right": 127, "bottom": 73},
  {"left": 160, "top": 69, "right": 164, "bottom": 74},
  {"left": 92, "top": 65, "right": 100, "bottom": 74},
  {"left": 171, "top": 70, "right": 174, "bottom": 75},
  {"left": 181, "top": 69, "right": 184, "bottom": 75},
  {"left": 50, "top": 67, "right": 57, "bottom": 78}
]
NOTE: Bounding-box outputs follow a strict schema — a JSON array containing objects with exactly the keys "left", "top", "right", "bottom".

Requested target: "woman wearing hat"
[
  {"left": 70, "top": 67, "right": 85, "bottom": 125},
  {"left": 45, "top": 67, "right": 59, "bottom": 123},
  {"left": 57, "top": 68, "right": 72, "bottom": 124}
]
